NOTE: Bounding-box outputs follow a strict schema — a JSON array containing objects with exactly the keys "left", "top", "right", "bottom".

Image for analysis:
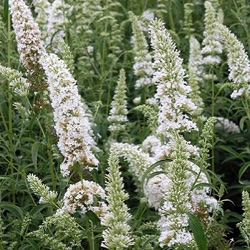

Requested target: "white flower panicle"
[
  {"left": 32, "top": 0, "right": 51, "bottom": 37},
  {"left": 57, "top": 180, "right": 107, "bottom": 217},
  {"left": 237, "top": 191, "right": 250, "bottom": 247},
  {"left": 40, "top": 53, "right": 99, "bottom": 176},
  {"left": 149, "top": 19, "right": 198, "bottom": 135},
  {"left": 129, "top": 11, "right": 153, "bottom": 89},
  {"left": 188, "top": 36, "right": 204, "bottom": 116},
  {"left": 27, "top": 174, "right": 57, "bottom": 204},
  {"left": 9, "top": 0, "right": 46, "bottom": 73},
  {"left": 215, "top": 117, "right": 240, "bottom": 134},
  {"left": 218, "top": 24, "right": 250, "bottom": 98},
  {"left": 101, "top": 145, "right": 134, "bottom": 249},
  {"left": 0, "top": 64, "right": 22, "bottom": 81},
  {"left": 110, "top": 142, "right": 154, "bottom": 181},
  {"left": 156, "top": 134, "right": 217, "bottom": 248},
  {"left": 201, "top": 1, "right": 223, "bottom": 66},
  {"left": 9, "top": 77, "right": 30, "bottom": 97},
  {"left": 107, "top": 69, "right": 128, "bottom": 134},
  {"left": 110, "top": 141, "right": 170, "bottom": 210},
  {"left": 139, "top": 9, "right": 155, "bottom": 33},
  {"left": 46, "top": 0, "right": 69, "bottom": 52},
  {"left": 189, "top": 36, "right": 204, "bottom": 84},
  {"left": 144, "top": 173, "right": 171, "bottom": 209}
]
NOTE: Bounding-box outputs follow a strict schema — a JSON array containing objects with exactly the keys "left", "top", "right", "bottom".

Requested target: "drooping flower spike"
[{"left": 40, "top": 53, "right": 99, "bottom": 176}]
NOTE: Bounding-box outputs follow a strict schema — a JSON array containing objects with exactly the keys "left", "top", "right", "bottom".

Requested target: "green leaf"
[
  {"left": 86, "top": 210, "right": 100, "bottom": 224},
  {"left": 31, "top": 142, "right": 41, "bottom": 171},
  {"left": 141, "top": 158, "right": 172, "bottom": 187},
  {"left": 216, "top": 145, "right": 243, "bottom": 161},
  {"left": 206, "top": 169, "right": 225, "bottom": 187},
  {"left": 238, "top": 161, "right": 250, "bottom": 181},
  {"left": 193, "top": 182, "right": 218, "bottom": 193},
  {"left": 239, "top": 116, "right": 248, "bottom": 132},
  {"left": 187, "top": 212, "right": 207, "bottom": 250},
  {"left": 3, "top": 0, "right": 8, "bottom": 22},
  {"left": 0, "top": 202, "right": 23, "bottom": 220}
]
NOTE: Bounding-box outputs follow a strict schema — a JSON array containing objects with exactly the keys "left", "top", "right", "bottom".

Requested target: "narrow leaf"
[
  {"left": 239, "top": 161, "right": 250, "bottom": 181},
  {"left": 141, "top": 158, "right": 172, "bottom": 186},
  {"left": 31, "top": 142, "right": 40, "bottom": 170},
  {"left": 187, "top": 212, "right": 207, "bottom": 250}
]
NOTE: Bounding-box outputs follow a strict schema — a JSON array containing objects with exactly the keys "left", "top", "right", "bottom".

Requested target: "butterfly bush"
[
  {"left": 215, "top": 117, "right": 240, "bottom": 134},
  {"left": 218, "top": 24, "right": 250, "bottom": 99},
  {"left": 148, "top": 19, "right": 219, "bottom": 248},
  {"left": 156, "top": 133, "right": 218, "bottom": 248},
  {"left": 46, "top": 0, "right": 69, "bottom": 52},
  {"left": 129, "top": 11, "right": 154, "bottom": 89},
  {"left": 201, "top": 1, "right": 223, "bottom": 66},
  {"left": 101, "top": 145, "right": 134, "bottom": 249},
  {"left": 188, "top": 36, "right": 204, "bottom": 116},
  {"left": 9, "top": 0, "right": 46, "bottom": 74},
  {"left": 40, "top": 53, "right": 99, "bottom": 176},
  {"left": 107, "top": 69, "right": 128, "bottom": 134},
  {"left": 237, "top": 191, "right": 250, "bottom": 247},
  {"left": 149, "top": 19, "right": 198, "bottom": 136},
  {"left": 32, "top": 0, "right": 51, "bottom": 38},
  {"left": 57, "top": 180, "right": 107, "bottom": 217},
  {"left": 27, "top": 174, "right": 58, "bottom": 204}
]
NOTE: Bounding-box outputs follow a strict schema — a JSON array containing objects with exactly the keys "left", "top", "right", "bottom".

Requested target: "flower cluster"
[
  {"left": 107, "top": 69, "right": 128, "bottom": 134},
  {"left": 46, "top": 0, "right": 69, "bottom": 52},
  {"left": 215, "top": 117, "right": 240, "bottom": 134},
  {"left": 57, "top": 180, "right": 107, "bottom": 217},
  {"left": 188, "top": 36, "right": 204, "bottom": 116},
  {"left": 110, "top": 142, "right": 154, "bottom": 181},
  {"left": 40, "top": 53, "right": 99, "bottom": 176},
  {"left": 237, "top": 191, "right": 250, "bottom": 247},
  {"left": 149, "top": 19, "right": 198, "bottom": 135},
  {"left": 201, "top": 1, "right": 223, "bottom": 67},
  {"left": 32, "top": 0, "right": 51, "bottom": 38},
  {"left": 101, "top": 145, "right": 134, "bottom": 249},
  {"left": 156, "top": 134, "right": 217, "bottom": 248},
  {"left": 129, "top": 11, "right": 153, "bottom": 89},
  {"left": 9, "top": 0, "right": 46, "bottom": 74},
  {"left": 218, "top": 24, "right": 250, "bottom": 98},
  {"left": 27, "top": 174, "right": 57, "bottom": 204}
]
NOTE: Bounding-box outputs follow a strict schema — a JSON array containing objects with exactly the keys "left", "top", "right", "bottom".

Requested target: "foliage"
[{"left": 0, "top": 0, "right": 250, "bottom": 249}]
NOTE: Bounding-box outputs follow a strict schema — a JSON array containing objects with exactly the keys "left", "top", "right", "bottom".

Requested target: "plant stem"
[
  {"left": 211, "top": 68, "right": 215, "bottom": 174},
  {"left": 7, "top": 6, "right": 15, "bottom": 203},
  {"left": 47, "top": 137, "right": 56, "bottom": 190},
  {"left": 168, "top": 0, "right": 175, "bottom": 32},
  {"left": 86, "top": 218, "right": 95, "bottom": 250}
]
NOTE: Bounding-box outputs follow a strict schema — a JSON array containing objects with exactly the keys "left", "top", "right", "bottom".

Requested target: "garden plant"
[{"left": 0, "top": 0, "right": 250, "bottom": 249}]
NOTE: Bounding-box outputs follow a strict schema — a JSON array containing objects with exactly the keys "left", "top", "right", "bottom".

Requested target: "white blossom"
[
  {"left": 201, "top": 2, "right": 223, "bottom": 66},
  {"left": 40, "top": 53, "right": 99, "bottom": 176},
  {"left": 108, "top": 69, "right": 128, "bottom": 134},
  {"left": 58, "top": 180, "right": 107, "bottom": 217},
  {"left": 101, "top": 146, "right": 134, "bottom": 249},
  {"left": 129, "top": 12, "right": 154, "bottom": 89},
  {"left": 9, "top": 0, "right": 46, "bottom": 73},
  {"left": 219, "top": 24, "right": 250, "bottom": 98},
  {"left": 215, "top": 117, "right": 240, "bottom": 134},
  {"left": 27, "top": 174, "right": 57, "bottom": 204},
  {"left": 46, "top": 0, "right": 69, "bottom": 52},
  {"left": 149, "top": 19, "right": 198, "bottom": 135}
]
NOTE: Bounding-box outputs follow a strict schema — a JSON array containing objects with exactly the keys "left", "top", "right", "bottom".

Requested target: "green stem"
[
  {"left": 211, "top": 69, "right": 215, "bottom": 174},
  {"left": 168, "top": 0, "right": 175, "bottom": 32},
  {"left": 86, "top": 218, "right": 95, "bottom": 250},
  {"left": 47, "top": 137, "right": 56, "bottom": 190},
  {"left": 7, "top": 7, "right": 15, "bottom": 203},
  {"left": 242, "top": 98, "right": 250, "bottom": 123}
]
